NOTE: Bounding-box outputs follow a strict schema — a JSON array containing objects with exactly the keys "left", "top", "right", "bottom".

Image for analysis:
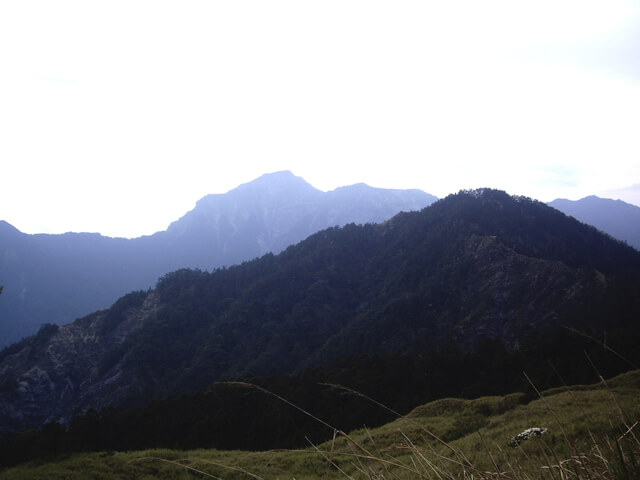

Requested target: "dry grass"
[{"left": 1, "top": 370, "right": 639, "bottom": 480}]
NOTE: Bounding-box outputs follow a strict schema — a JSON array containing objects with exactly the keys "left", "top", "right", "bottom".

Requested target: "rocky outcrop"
[{"left": 0, "top": 292, "right": 160, "bottom": 431}]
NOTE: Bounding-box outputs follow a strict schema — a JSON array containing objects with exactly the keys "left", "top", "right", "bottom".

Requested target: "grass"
[{"left": 1, "top": 369, "right": 639, "bottom": 479}]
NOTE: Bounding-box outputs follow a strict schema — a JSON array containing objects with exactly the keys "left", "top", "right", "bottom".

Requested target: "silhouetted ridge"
[
  {"left": 549, "top": 195, "right": 640, "bottom": 250},
  {"left": 0, "top": 220, "right": 22, "bottom": 237}
]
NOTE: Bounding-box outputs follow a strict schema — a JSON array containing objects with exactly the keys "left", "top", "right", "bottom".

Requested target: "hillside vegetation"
[
  {"left": 2, "top": 189, "right": 640, "bottom": 435},
  {"left": 2, "top": 189, "right": 640, "bottom": 478},
  {"left": 1, "top": 369, "right": 638, "bottom": 479}
]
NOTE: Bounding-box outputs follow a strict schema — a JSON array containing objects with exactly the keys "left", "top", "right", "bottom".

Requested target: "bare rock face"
[{"left": 0, "top": 292, "right": 160, "bottom": 431}]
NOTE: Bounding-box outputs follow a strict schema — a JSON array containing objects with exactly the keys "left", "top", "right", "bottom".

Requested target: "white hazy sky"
[{"left": 1, "top": 1, "right": 639, "bottom": 238}]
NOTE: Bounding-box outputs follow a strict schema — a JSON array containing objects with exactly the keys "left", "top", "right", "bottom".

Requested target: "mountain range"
[
  {"left": 3, "top": 172, "right": 639, "bottom": 350},
  {"left": 1, "top": 188, "right": 639, "bottom": 434},
  {"left": 0, "top": 171, "right": 436, "bottom": 347},
  {"left": 549, "top": 195, "right": 640, "bottom": 250}
]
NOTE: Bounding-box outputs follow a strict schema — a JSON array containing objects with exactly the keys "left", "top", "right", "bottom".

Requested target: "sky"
[{"left": 1, "top": 1, "right": 639, "bottom": 238}]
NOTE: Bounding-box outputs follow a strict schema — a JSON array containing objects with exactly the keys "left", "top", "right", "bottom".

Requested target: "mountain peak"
[
  {"left": 0, "top": 220, "right": 22, "bottom": 236},
  {"left": 0, "top": 173, "right": 438, "bottom": 349},
  {"left": 3, "top": 184, "right": 640, "bottom": 434},
  {"left": 255, "top": 170, "right": 299, "bottom": 181},
  {"left": 240, "top": 170, "right": 316, "bottom": 188},
  {"left": 187, "top": 171, "right": 322, "bottom": 214},
  {"left": 226, "top": 171, "right": 322, "bottom": 199}
]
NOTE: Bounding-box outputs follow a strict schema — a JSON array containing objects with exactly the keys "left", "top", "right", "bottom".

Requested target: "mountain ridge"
[
  {"left": 1, "top": 188, "right": 638, "bottom": 432},
  {"left": 0, "top": 172, "right": 437, "bottom": 346},
  {"left": 548, "top": 195, "right": 640, "bottom": 250}
]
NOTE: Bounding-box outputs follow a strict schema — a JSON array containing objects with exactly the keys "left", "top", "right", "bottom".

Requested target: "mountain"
[
  {"left": 0, "top": 171, "right": 437, "bottom": 347},
  {"left": 154, "top": 171, "right": 435, "bottom": 270},
  {"left": 548, "top": 196, "right": 640, "bottom": 250},
  {"left": 1, "top": 188, "right": 639, "bottom": 432}
]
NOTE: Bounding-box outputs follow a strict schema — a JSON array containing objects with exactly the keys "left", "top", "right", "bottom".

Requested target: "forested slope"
[{"left": 1, "top": 189, "right": 639, "bottom": 436}]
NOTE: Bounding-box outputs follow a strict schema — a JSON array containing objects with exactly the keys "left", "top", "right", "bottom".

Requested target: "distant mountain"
[
  {"left": 0, "top": 171, "right": 436, "bottom": 347},
  {"left": 548, "top": 196, "right": 640, "bottom": 250},
  {"left": 2, "top": 189, "right": 639, "bottom": 432},
  {"left": 156, "top": 171, "right": 435, "bottom": 270}
]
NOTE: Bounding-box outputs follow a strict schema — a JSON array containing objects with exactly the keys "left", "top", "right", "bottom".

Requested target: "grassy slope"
[{"left": 2, "top": 369, "right": 639, "bottom": 480}]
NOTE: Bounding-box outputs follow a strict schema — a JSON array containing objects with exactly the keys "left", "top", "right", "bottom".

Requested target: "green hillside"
[{"left": 2, "top": 369, "right": 639, "bottom": 479}]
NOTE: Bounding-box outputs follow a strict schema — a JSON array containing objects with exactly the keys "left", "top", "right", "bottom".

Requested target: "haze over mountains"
[
  {"left": 549, "top": 196, "right": 640, "bottom": 250},
  {"left": 2, "top": 172, "right": 639, "bottom": 351},
  {"left": 0, "top": 171, "right": 436, "bottom": 346},
  {"left": 1, "top": 188, "right": 639, "bottom": 433}
]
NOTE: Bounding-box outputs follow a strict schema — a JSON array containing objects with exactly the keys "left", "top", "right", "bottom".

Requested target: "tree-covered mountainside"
[
  {"left": 549, "top": 195, "right": 640, "bottom": 250},
  {"left": 1, "top": 189, "right": 639, "bottom": 435},
  {"left": 0, "top": 171, "right": 436, "bottom": 347}
]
